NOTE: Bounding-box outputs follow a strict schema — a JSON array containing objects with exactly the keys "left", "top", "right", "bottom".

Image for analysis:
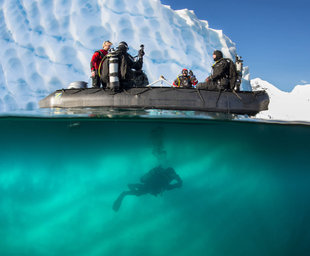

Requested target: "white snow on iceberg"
[
  {"left": 0, "top": 0, "right": 240, "bottom": 112},
  {"left": 0, "top": 0, "right": 309, "bottom": 123},
  {"left": 252, "top": 78, "right": 310, "bottom": 122}
]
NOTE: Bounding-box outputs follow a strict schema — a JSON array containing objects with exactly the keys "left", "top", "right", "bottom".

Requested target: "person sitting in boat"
[
  {"left": 100, "top": 41, "right": 147, "bottom": 90},
  {"left": 196, "top": 50, "right": 231, "bottom": 90},
  {"left": 90, "top": 40, "right": 113, "bottom": 88},
  {"left": 173, "top": 69, "right": 198, "bottom": 88},
  {"left": 112, "top": 166, "right": 182, "bottom": 212}
]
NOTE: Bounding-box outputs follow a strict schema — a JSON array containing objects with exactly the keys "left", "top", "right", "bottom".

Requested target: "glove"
[{"left": 189, "top": 70, "right": 193, "bottom": 76}]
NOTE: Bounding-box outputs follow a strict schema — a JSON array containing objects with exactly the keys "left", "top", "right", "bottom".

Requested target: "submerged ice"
[{"left": 0, "top": 118, "right": 310, "bottom": 255}]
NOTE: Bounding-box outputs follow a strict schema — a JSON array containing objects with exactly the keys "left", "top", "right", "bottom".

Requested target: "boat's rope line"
[
  {"left": 71, "top": 89, "right": 86, "bottom": 95},
  {"left": 215, "top": 90, "right": 222, "bottom": 107},
  {"left": 89, "top": 89, "right": 102, "bottom": 94},
  {"left": 135, "top": 88, "right": 152, "bottom": 96},
  {"left": 232, "top": 90, "right": 242, "bottom": 101},
  {"left": 227, "top": 94, "right": 230, "bottom": 114},
  {"left": 196, "top": 89, "right": 205, "bottom": 105},
  {"left": 146, "top": 76, "right": 173, "bottom": 87},
  {"left": 123, "top": 87, "right": 152, "bottom": 96}
]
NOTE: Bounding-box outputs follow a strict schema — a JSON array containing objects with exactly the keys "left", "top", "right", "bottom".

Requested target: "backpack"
[
  {"left": 119, "top": 53, "right": 130, "bottom": 80},
  {"left": 223, "top": 58, "right": 238, "bottom": 90}
]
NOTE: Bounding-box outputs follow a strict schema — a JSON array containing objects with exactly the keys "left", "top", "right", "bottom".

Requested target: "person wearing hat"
[
  {"left": 90, "top": 40, "right": 113, "bottom": 88},
  {"left": 101, "top": 41, "right": 145, "bottom": 89},
  {"left": 196, "top": 50, "right": 230, "bottom": 90},
  {"left": 117, "top": 41, "right": 144, "bottom": 85},
  {"left": 173, "top": 68, "right": 198, "bottom": 88}
]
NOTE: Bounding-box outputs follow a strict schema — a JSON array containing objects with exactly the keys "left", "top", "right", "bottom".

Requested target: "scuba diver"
[
  {"left": 173, "top": 68, "right": 198, "bottom": 88},
  {"left": 112, "top": 166, "right": 183, "bottom": 212},
  {"left": 196, "top": 50, "right": 237, "bottom": 91},
  {"left": 100, "top": 41, "right": 148, "bottom": 90},
  {"left": 90, "top": 40, "right": 113, "bottom": 88}
]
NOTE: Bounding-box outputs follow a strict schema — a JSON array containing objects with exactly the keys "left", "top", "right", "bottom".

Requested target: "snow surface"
[
  {"left": 252, "top": 78, "right": 310, "bottom": 122},
  {"left": 0, "top": 0, "right": 309, "bottom": 122}
]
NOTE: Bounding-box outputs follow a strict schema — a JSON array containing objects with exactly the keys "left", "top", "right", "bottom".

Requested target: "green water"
[{"left": 0, "top": 117, "right": 309, "bottom": 256}]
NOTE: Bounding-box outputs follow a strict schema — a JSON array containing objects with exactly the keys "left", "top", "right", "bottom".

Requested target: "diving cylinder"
[
  {"left": 235, "top": 57, "right": 243, "bottom": 73},
  {"left": 108, "top": 53, "right": 120, "bottom": 90},
  {"left": 235, "top": 55, "right": 243, "bottom": 91}
]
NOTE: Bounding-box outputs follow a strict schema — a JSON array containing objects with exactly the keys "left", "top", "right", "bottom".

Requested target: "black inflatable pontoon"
[{"left": 39, "top": 87, "right": 269, "bottom": 115}]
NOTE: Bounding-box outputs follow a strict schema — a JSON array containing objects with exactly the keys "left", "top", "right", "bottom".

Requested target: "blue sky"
[{"left": 161, "top": 0, "right": 310, "bottom": 91}]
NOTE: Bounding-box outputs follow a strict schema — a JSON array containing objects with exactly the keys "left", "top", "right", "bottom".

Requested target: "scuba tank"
[
  {"left": 235, "top": 55, "right": 243, "bottom": 73},
  {"left": 234, "top": 55, "right": 243, "bottom": 91},
  {"left": 108, "top": 50, "right": 120, "bottom": 90}
]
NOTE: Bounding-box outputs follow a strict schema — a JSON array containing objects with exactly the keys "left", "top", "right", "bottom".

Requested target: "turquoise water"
[{"left": 0, "top": 115, "right": 310, "bottom": 256}]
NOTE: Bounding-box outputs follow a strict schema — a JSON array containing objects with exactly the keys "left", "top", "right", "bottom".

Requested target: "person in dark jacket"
[
  {"left": 173, "top": 68, "right": 198, "bottom": 88},
  {"left": 196, "top": 50, "right": 230, "bottom": 90},
  {"left": 101, "top": 41, "right": 145, "bottom": 89},
  {"left": 90, "top": 40, "right": 112, "bottom": 88},
  {"left": 112, "top": 166, "right": 182, "bottom": 212}
]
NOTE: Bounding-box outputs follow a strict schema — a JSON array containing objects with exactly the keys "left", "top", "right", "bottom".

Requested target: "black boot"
[{"left": 92, "top": 75, "right": 100, "bottom": 88}]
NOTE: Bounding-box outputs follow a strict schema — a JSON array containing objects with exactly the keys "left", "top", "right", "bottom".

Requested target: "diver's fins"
[{"left": 112, "top": 192, "right": 126, "bottom": 212}]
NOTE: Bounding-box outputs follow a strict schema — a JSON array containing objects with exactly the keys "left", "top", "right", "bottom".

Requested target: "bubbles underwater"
[{"left": 0, "top": 117, "right": 310, "bottom": 256}]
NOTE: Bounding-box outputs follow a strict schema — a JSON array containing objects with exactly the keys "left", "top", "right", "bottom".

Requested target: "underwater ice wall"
[
  {"left": 0, "top": 117, "right": 310, "bottom": 255},
  {"left": 0, "top": 0, "right": 243, "bottom": 111}
]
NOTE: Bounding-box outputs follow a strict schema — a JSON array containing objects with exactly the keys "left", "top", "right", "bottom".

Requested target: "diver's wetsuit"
[{"left": 112, "top": 166, "right": 182, "bottom": 211}]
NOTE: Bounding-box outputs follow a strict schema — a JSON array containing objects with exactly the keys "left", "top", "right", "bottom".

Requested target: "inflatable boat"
[{"left": 39, "top": 86, "right": 269, "bottom": 116}]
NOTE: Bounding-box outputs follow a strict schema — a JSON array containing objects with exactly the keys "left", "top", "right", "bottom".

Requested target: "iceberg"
[{"left": 0, "top": 0, "right": 309, "bottom": 122}]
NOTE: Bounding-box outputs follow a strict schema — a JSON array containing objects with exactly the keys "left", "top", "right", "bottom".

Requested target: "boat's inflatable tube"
[{"left": 39, "top": 87, "right": 269, "bottom": 115}]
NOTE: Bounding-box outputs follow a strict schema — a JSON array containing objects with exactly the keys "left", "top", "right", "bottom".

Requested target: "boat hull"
[{"left": 39, "top": 87, "right": 269, "bottom": 115}]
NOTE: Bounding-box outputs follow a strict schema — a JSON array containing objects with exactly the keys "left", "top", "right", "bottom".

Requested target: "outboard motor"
[
  {"left": 68, "top": 81, "right": 88, "bottom": 89},
  {"left": 234, "top": 55, "right": 243, "bottom": 91},
  {"left": 108, "top": 51, "right": 120, "bottom": 91}
]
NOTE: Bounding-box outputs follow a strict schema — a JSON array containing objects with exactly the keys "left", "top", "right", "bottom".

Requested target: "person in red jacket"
[
  {"left": 173, "top": 68, "right": 198, "bottom": 88},
  {"left": 90, "top": 40, "right": 112, "bottom": 88}
]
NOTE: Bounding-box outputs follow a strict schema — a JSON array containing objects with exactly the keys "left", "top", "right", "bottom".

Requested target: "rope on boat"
[
  {"left": 146, "top": 76, "right": 173, "bottom": 87},
  {"left": 196, "top": 89, "right": 205, "bottom": 105},
  {"left": 232, "top": 90, "right": 242, "bottom": 102},
  {"left": 215, "top": 90, "right": 222, "bottom": 107}
]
